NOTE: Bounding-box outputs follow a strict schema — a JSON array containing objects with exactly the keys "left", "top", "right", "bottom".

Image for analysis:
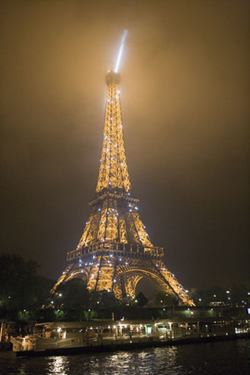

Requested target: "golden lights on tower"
[{"left": 53, "top": 37, "right": 194, "bottom": 306}]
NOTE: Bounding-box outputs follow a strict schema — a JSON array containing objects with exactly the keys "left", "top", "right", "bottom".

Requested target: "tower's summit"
[
  {"left": 105, "top": 70, "right": 121, "bottom": 86},
  {"left": 96, "top": 71, "right": 131, "bottom": 195},
  {"left": 54, "top": 70, "right": 194, "bottom": 306}
]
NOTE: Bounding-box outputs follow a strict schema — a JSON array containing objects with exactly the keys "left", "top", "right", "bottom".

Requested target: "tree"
[
  {"left": 136, "top": 292, "right": 148, "bottom": 307},
  {"left": 0, "top": 253, "right": 54, "bottom": 320},
  {"left": 55, "top": 278, "right": 90, "bottom": 319},
  {"left": 189, "top": 285, "right": 250, "bottom": 306},
  {"left": 0, "top": 254, "right": 37, "bottom": 310},
  {"left": 154, "top": 291, "right": 178, "bottom": 306}
]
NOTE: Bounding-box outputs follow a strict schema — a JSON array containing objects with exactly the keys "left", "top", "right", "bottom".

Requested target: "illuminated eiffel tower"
[{"left": 55, "top": 70, "right": 194, "bottom": 306}]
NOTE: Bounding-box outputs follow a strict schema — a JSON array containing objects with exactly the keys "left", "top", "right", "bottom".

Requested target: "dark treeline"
[
  {"left": 189, "top": 285, "right": 250, "bottom": 307},
  {"left": 0, "top": 254, "right": 249, "bottom": 322},
  {"left": 0, "top": 253, "right": 54, "bottom": 321}
]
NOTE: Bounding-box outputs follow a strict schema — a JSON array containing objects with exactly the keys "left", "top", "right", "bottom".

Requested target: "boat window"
[{"left": 66, "top": 328, "right": 86, "bottom": 333}]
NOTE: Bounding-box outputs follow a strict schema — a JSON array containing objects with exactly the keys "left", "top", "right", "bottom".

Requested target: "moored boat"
[{"left": 10, "top": 317, "right": 249, "bottom": 357}]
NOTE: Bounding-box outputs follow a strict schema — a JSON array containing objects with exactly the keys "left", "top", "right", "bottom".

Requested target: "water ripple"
[{"left": 0, "top": 339, "right": 249, "bottom": 375}]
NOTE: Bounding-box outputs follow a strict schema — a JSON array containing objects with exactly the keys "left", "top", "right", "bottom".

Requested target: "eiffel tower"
[{"left": 55, "top": 70, "right": 194, "bottom": 306}]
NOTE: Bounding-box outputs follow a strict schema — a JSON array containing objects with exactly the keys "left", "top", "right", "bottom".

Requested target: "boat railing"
[
  {"left": 33, "top": 337, "right": 88, "bottom": 350},
  {"left": 11, "top": 336, "right": 35, "bottom": 352}
]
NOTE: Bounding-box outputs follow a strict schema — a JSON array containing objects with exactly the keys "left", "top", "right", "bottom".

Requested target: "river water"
[{"left": 0, "top": 339, "right": 249, "bottom": 375}]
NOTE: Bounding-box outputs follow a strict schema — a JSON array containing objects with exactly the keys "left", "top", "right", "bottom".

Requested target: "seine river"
[{"left": 0, "top": 339, "right": 249, "bottom": 375}]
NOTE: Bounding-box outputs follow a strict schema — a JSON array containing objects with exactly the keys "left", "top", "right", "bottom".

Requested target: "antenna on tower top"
[{"left": 114, "top": 29, "right": 128, "bottom": 73}]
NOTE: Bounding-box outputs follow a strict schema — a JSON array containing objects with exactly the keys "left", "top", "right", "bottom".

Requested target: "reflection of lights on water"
[
  {"left": 49, "top": 356, "right": 69, "bottom": 375},
  {"left": 43, "top": 345, "right": 182, "bottom": 373}
]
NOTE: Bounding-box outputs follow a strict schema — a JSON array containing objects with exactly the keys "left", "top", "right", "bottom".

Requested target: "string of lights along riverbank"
[{"left": 53, "top": 67, "right": 194, "bottom": 306}]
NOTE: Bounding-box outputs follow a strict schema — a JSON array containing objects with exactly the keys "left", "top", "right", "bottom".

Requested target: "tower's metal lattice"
[{"left": 55, "top": 71, "right": 194, "bottom": 306}]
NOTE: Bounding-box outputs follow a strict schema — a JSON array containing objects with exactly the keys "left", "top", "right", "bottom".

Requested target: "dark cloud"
[{"left": 1, "top": 0, "right": 249, "bottom": 288}]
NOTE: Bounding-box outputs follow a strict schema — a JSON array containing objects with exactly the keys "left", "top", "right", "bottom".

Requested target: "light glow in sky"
[{"left": 115, "top": 29, "right": 128, "bottom": 73}]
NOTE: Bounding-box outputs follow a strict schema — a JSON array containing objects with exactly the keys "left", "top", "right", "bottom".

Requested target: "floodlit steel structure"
[{"left": 55, "top": 70, "right": 194, "bottom": 306}]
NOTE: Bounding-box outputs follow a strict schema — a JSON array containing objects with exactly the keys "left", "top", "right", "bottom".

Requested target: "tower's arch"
[{"left": 121, "top": 269, "right": 175, "bottom": 300}]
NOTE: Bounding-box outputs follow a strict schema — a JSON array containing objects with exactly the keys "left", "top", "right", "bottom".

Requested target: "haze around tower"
[{"left": 1, "top": 0, "right": 249, "bottom": 291}]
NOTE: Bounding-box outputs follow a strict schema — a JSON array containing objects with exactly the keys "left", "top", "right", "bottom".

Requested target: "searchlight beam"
[{"left": 115, "top": 29, "right": 128, "bottom": 73}]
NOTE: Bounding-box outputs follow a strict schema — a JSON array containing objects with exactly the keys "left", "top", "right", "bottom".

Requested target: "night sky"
[{"left": 1, "top": 1, "right": 249, "bottom": 291}]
